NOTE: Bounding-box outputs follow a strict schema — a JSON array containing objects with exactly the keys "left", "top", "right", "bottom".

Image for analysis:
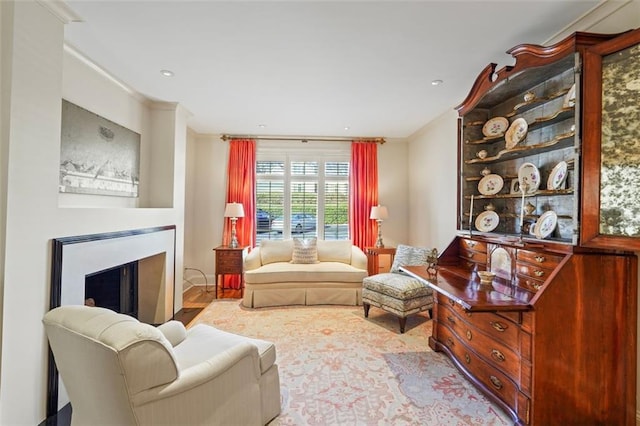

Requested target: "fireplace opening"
[{"left": 85, "top": 261, "right": 138, "bottom": 318}]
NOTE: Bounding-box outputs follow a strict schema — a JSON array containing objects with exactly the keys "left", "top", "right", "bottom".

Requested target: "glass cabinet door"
[{"left": 581, "top": 28, "right": 640, "bottom": 251}]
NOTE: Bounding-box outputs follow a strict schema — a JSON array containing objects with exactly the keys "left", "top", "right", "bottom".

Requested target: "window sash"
[{"left": 256, "top": 152, "right": 348, "bottom": 242}]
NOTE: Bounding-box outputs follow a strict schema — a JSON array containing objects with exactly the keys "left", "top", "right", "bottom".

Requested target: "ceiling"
[{"left": 63, "top": 1, "right": 603, "bottom": 139}]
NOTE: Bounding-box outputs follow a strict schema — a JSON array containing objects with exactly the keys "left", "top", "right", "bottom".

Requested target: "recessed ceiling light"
[
  {"left": 160, "top": 69, "right": 174, "bottom": 77},
  {"left": 344, "top": 126, "right": 350, "bottom": 131},
  {"left": 258, "top": 124, "right": 267, "bottom": 128},
  {"left": 431, "top": 79, "right": 443, "bottom": 86}
]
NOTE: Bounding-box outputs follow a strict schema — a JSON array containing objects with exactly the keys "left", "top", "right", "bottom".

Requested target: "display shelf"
[
  {"left": 504, "top": 87, "right": 571, "bottom": 118},
  {"left": 465, "top": 131, "right": 575, "bottom": 164},
  {"left": 464, "top": 109, "right": 574, "bottom": 147},
  {"left": 464, "top": 189, "right": 574, "bottom": 199}
]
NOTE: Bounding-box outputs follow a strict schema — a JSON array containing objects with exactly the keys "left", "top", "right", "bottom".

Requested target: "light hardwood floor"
[{"left": 175, "top": 285, "right": 242, "bottom": 326}]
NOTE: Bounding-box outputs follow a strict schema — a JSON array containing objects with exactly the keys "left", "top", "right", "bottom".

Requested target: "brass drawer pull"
[
  {"left": 468, "top": 252, "right": 475, "bottom": 258},
  {"left": 466, "top": 330, "right": 472, "bottom": 340},
  {"left": 468, "top": 241, "right": 477, "bottom": 248},
  {"left": 490, "top": 321, "right": 507, "bottom": 332},
  {"left": 491, "top": 349, "right": 506, "bottom": 362},
  {"left": 525, "top": 280, "right": 542, "bottom": 290},
  {"left": 490, "top": 375, "right": 503, "bottom": 390},
  {"left": 534, "top": 255, "right": 546, "bottom": 263},
  {"left": 447, "top": 315, "right": 456, "bottom": 325},
  {"left": 534, "top": 270, "right": 545, "bottom": 277},
  {"left": 465, "top": 353, "right": 471, "bottom": 364},
  {"left": 448, "top": 299, "right": 455, "bottom": 307},
  {"left": 446, "top": 337, "right": 454, "bottom": 347}
]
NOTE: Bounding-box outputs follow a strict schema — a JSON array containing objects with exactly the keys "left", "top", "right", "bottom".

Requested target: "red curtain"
[
  {"left": 223, "top": 139, "right": 256, "bottom": 289},
  {"left": 349, "top": 141, "right": 379, "bottom": 250}
]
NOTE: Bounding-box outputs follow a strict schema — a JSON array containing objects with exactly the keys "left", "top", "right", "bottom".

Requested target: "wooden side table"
[
  {"left": 213, "top": 245, "right": 249, "bottom": 298},
  {"left": 365, "top": 247, "right": 396, "bottom": 276}
]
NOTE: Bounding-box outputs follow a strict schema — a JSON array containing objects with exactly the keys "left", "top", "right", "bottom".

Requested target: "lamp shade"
[
  {"left": 370, "top": 205, "right": 388, "bottom": 220},
  {"left": 224, "top": 202, "right": 245, "bottom": 218}
]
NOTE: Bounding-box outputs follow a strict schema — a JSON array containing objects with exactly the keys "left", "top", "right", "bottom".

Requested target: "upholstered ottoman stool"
[{"left": 362, "top": 272, "right": 434, "bottom": 333}]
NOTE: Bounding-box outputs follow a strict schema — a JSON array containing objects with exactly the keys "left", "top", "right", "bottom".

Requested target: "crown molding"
[
  {"left": 63, "top": 43, "right": 149, "bottom": 103},
  {"left": 544, "top": 0, "right": 632, "bottom": 45},
  {"left": 36, "top": 0, "right": 82, "bottom": 24}
]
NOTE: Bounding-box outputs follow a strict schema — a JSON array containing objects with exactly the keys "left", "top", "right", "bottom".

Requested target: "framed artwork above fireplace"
[{"left": 59, "top": 99, "right": 140, "bottom": 197}]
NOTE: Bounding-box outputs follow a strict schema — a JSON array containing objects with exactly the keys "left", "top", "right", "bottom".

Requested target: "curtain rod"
[{"left": 220, "top": 134, "right": 386, "bottom": 144}]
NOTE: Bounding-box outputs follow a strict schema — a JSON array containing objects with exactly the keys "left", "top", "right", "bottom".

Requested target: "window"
[{"left": 255, "top": 144, "right": 349, "bottom": 243}]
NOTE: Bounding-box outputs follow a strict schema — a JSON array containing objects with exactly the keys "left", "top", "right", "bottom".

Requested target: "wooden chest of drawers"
[{"left": 401, "top": 235, "right": 637, "bottom": 425}]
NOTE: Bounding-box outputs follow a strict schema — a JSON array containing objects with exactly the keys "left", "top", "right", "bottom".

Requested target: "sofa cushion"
[
  {"left": 317, "top": 239, "right": 352, "bottom": 264},
  {"left": 244, "top": 261, "right": 367, "bottom": 284},
  {"left": 363, "top": 273, "right": 432, "bottom": 299},
  {"left": 175, "top": 324, "right": 276, "bottom": 374},
  {"left": 157, "top": 320, "right": 187, "bottom": 347},
  {"left": 291, "top": 238, "right": 319, "bottom": 264},
  {"left": 390, "top": 244, "right": 431, "bottom": 273},
  {"left": 260, "top": 239, "right": 293, "bottom": 265}
]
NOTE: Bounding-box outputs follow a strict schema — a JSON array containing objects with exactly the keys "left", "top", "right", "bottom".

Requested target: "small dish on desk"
[{"left": 477, "top": 271, "right": 496, "bottom": 285}]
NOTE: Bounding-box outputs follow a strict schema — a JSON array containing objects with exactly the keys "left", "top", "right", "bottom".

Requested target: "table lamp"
[
  {"left": 370, "top": 205, "right": 389, "bottom": 248},
  {"left": 224, "top": 202, "right": 245, "bottom": 248}
]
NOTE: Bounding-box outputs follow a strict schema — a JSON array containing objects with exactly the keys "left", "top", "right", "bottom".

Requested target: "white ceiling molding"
[
  {"left": 544, "top": 0, "right": 632, "bottom": 44},
  {"left": 36, "top": 0, "right": 82, "bottom": 24},
  {"left": 63, "top": 43, "right": 147, "bottom": 102}
]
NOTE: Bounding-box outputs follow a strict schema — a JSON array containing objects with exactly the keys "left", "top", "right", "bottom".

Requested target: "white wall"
[
  {"left": 0, "top": 2, "right": 186, "bottom": 423},
  {"left": 375, "top": 139, "right": 409, "bottom": 248},
  {"left": 183, "top": 134, "right": 228, "bottom": 286},
  {"left": 406, "top": 110, "right": 458, "bottom": 251}
]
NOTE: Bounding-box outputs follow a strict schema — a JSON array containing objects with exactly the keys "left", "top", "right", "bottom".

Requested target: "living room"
[{"left": 2, "top": 1, "right": 640, "bottom": 424}]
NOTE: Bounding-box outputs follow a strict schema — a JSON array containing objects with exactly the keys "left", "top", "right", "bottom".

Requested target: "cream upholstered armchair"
[{"left": 43, "top": 305, "right": 281, "bottom": 425}]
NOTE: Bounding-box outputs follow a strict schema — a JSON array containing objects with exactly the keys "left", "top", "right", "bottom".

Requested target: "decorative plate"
[
  {"left": 478, "top": 174, "right": 504, "bottom": 195},
  {"left": 534, "top": 210, "right": 558, "bottom": 239},
  {"left": 482, "top": 117, "right": 509, "bottom": 138},
  {"left": 518, "top": 163, "right": 540, "bottom": 194},
  {"left": 505, "top": 118, "right": 528, "bottom": 149},
  {"left": 563, "top": 83, "right": 576, "bottom": 108},
  {"left": 547, "top": 161, "right": 568, "bottom": 190},
  {"left": 475, "top": 210, "right": 499, "bottom": 233}
]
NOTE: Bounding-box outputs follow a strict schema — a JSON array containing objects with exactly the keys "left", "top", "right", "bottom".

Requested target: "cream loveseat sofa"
[
  {"left": 243, "top": 239, "right": 368, "bottom": 308},
  {"left": 43, "top": 305, "right": 281, "bottom": 426}
]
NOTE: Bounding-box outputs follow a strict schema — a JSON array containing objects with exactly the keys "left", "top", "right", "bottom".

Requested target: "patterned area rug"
[{"left": 193, "top": 301, "right": 511, "bottom": 426}]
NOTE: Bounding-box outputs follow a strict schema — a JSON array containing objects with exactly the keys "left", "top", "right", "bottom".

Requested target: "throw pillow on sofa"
[
  {"left": 390, "top": 244, "right": 431, "bottom": 273},
  {"left": 260, "top": 239, "right": 294, "bottom": 265},
  {"left": 316, "top": 240, "right": 352, "bottom": 263},
  {"left": 291, "top": 238, "right": 319, "bottom": 264}
]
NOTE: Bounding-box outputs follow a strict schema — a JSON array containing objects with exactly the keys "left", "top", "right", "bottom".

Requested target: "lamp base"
[
  {"left": 375, "top": 219, "right": 384, "bottom": 248},
  {"left": 229, "top": 218, "right": 239, "bottom": 248}
]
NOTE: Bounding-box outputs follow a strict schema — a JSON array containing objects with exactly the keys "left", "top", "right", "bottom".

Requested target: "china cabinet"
[{"left": 404, "top": 30, "right": 639, "bottom": 425}]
